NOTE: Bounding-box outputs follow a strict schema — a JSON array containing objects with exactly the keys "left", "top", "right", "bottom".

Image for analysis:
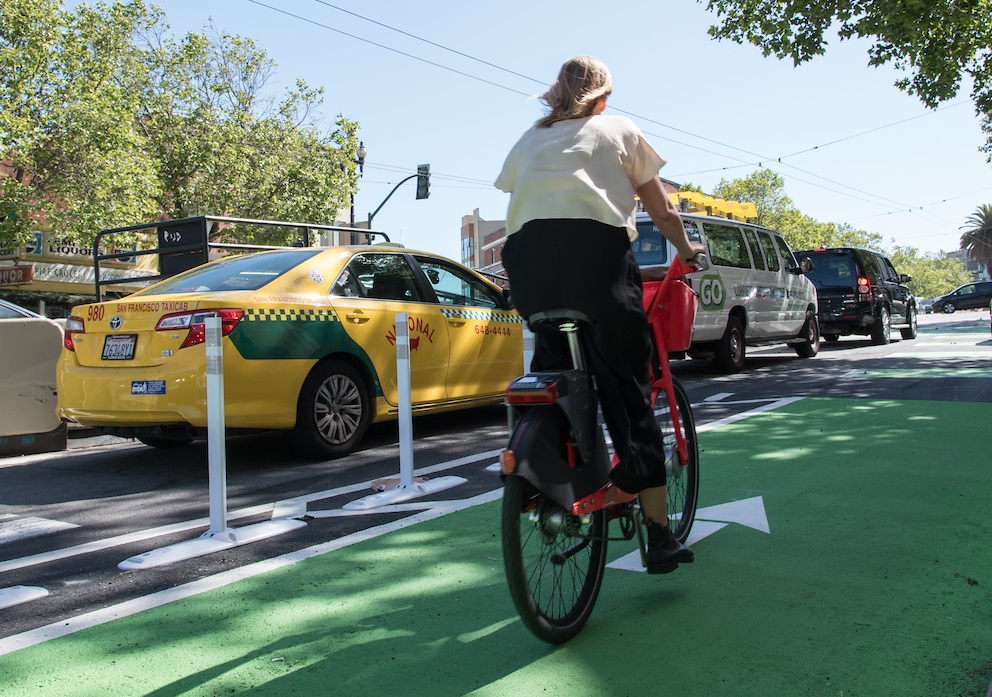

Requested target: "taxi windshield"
[{"left": 134, "top": 249, "right": 321, "bottom": 295}]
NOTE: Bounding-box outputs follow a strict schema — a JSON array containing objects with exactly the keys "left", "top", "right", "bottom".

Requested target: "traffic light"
[{"left": 416, "top": 164, "right": 430, "bottom": 200}]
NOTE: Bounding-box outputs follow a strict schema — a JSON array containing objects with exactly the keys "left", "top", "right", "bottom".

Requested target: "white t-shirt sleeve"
[{"left": 617, "top": 117, "right": 666, "bottom": 189}]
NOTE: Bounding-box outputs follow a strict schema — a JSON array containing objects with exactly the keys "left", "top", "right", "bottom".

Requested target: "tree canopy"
[
  {"left": 707, "top": 168, "right": 972, "bottom": 297},
  {"left": 704, "top": 0, "right": 992, "bottom": 159},
  {"left": 0, "top": 0, "right": 360, "bottom": 250}
]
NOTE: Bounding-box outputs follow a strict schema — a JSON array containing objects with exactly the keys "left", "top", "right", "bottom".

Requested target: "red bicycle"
[{"left": 499, "top": 255, "right": 704, "bottom": 643}]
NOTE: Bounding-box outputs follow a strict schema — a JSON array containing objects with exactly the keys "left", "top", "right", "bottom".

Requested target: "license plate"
[{"left": 102, "top": 334, "right": 136, "bottom": 360}]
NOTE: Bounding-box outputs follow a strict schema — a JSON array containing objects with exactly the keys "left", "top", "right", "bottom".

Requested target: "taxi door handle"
[
  {"left": 345, "top": 310, "right": 371, "bottom": 325},
  {"left": 446, "top": 318, "right": 466, "bottom": 327}
]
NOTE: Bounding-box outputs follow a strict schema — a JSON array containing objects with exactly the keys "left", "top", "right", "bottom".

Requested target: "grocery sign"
[{"left": 0, "top": 265, "right": 34, "bottom": 286}]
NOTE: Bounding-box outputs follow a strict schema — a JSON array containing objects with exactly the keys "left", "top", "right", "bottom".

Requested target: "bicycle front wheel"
[
  {"left": 501, "top": 476, "right": 608, "bottom": 643},
  {"left": 656, "top": 376, "right": 700, "bottom": 543}
]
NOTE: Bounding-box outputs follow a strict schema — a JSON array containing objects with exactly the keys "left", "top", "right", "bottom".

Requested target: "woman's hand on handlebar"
[{"left": 678, "top": 243, "right": 709, "bottom": 269}]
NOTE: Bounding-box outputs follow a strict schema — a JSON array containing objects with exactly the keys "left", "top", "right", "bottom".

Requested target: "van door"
[
  {"left": 749, "top": 228, "right": 786, "bottom": 338},
  {"left": 698, "top": 221, "right": 760, "bottom": 337},
  {"left": 769, "top": 233, "right": 810, "bottom": 335}
]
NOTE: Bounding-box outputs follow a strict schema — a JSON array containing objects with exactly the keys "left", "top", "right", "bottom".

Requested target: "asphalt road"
[{"left": 1, "top": 310, "right": 988, "bottom": 648}]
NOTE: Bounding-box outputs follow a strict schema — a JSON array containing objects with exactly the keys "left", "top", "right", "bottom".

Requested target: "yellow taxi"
[{"left": 57, "top": 245, "right": 523, "bottom": 458}]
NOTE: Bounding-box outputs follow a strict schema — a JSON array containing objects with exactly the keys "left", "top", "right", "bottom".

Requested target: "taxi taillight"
[
  {"left": 155, "top": 309, "right": 245, "bottom": 349},
  {"left": 64, "top": 315, "right": 85, "bottom": 352}
]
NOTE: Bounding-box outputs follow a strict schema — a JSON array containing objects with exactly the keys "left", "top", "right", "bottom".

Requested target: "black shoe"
[{"left": 645, "top": 520, "right": 694, "bottom": 574}]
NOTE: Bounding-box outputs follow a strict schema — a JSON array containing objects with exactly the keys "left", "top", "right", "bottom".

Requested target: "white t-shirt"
[{"left": 494, "top": 114, "right": 664, "bottom": 240}]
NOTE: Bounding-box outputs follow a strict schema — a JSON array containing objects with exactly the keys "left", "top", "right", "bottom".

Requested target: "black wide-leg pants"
[{"left": 501, "top": 218, "right": 667, "bottom": 492}]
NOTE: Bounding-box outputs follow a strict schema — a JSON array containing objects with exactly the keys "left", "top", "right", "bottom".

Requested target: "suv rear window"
[{"left": 799, "top": 250, "right": 860, "bottom": 290}]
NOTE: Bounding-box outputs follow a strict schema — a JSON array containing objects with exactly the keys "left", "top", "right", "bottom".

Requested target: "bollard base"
[
  {"left": 342, "top": 476, "right": 467, "bottom": 511},
  {"left": 118, "top": 518, "right": 307, "bottom": 570},
  {"left": 0, "top": 585, "right": 49, "bottom": 610}
]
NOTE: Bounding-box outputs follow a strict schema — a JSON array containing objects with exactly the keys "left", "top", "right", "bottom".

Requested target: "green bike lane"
[{"left": 2, "top": 378, "right": 991, "bottom": 693}]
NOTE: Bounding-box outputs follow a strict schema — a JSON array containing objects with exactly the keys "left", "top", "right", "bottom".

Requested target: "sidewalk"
[{"left": 1, "top": 397, "right": 989, "bottom": 696}]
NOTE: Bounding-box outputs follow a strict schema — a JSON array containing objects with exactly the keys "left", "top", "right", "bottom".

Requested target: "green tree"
[
  {"left": 888, "top": 245, "right": 972, "bottom": 299},
  {"left": 959, "top": 203, "right": 992, "bottom": 275},
  {"left": 703, "top": 0, "right": 992, "bottom": 159},
  {"left": 0, "top": 0, "right": 360, "bottom": 250}
]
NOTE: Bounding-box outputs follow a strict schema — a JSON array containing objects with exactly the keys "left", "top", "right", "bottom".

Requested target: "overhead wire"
[{"left": 245, "top": 0, "right": 982, "bottom": 228}]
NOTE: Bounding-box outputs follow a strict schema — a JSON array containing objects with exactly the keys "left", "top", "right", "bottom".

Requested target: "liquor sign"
[{"left": 0, "top": 265, "right": 34, "bottom": 286}]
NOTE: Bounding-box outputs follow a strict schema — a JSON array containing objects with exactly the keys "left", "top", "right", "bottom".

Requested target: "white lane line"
[
  {"left": 695, "top": 397, "right": 806, "bottom": 433},
  {"left": 0, "top": 401, "right": 812, "bottom": 655},
  {"left": 703, "top": 392, "right": 735, "bottom": 402},
  {"left": 0, "top": 489, "right": 504, "bottom": 657},
  {"left": 889, "top": 351, "right": 989, "bottom": 358},
  {"left": 0, "top": 450, "right": 503, "bottom": 575},
  {"left": 0, "top": 517, "right": 80, "bottom": 545}
]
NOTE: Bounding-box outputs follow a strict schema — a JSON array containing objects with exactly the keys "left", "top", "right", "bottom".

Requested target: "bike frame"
[{"left": 502, "top": 256, "right": 700, "bottom": 519}]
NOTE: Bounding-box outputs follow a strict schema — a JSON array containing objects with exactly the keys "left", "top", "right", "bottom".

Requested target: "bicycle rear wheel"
[
  {"left": 655, "top": 376, "right": 700, "bottom": 542},
  {"left": 501, "top": 475, "right": 607, "bottom": 643}
]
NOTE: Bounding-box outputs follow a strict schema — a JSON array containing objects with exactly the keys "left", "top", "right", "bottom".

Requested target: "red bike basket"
[{"left": 642, "top": 277, "right": 698, "bottom": 352}]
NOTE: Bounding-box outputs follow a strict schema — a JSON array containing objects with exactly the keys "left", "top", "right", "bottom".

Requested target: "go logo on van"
[{"left": 698, "top": 275, "right": 726, "bottom": 310}]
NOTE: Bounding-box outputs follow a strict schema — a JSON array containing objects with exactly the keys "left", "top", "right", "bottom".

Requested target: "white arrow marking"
[
  {"left": 695, "top": 496, "right": 769, "bottom": 533},
  {"left": 607, "top": 496, "right": 768, "bottom": 573}
]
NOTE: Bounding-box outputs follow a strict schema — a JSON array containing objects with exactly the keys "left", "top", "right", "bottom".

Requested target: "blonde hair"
[{"left": 537, "top": 56, "right": 612, "bottom": 128}]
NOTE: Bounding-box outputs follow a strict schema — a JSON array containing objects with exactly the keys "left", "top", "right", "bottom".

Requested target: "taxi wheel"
[
  {"left": 292, "top": 359, "right": 371, "bottom": 459},
  {"left": 713, "top": 316, "right": 745, "bottom": 373}
]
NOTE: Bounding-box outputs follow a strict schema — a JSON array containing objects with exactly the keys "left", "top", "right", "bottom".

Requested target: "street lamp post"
[{"left": 349, "top": 141, "right": 367, "bottom": 229}]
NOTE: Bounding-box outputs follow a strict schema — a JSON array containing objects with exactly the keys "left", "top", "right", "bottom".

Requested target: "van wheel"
[
  {"left": 942, "top": 303, "right": 956, "bottom": 314},
  {"left": 713, "top": 316, "right": 745, "bottom": 373},
  {"left": 291, "top": 359, "right": 371, "bottom": 459},
  {"left": 794, "top": 312, "right": 820, "bottom": 358},
  {"left": 822, "top": 334, "right": 839, "bottom": 343},
  {"left": 900, "top": 307, "right": 918, "bottom": 340},
  {"left": 870, "top": 306, "right": 891, "bottom": 345}
]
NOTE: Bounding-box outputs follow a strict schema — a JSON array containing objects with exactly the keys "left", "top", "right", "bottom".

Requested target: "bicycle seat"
[{"left": 527, "top": 308, "right": 594, "bottom": 333}]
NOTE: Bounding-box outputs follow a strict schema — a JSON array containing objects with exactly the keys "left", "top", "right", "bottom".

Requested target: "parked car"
[
  {"left": 635, "top": 212, "right": 819, "bottom": 373},
  {"left": 57, "top": 246, "right": 523, "bottom": 458},
  {"left": 919, "top": 298, "right": 934, "bottom": 314},
  {"left": 793, "top": 247, "right": 917, "bottom": 345},
  {"left": 931, "top": 281, "right": 992, "bottom": 314},
  {"left": 0, "top": 298, "right": 67, "bottom": 455}
]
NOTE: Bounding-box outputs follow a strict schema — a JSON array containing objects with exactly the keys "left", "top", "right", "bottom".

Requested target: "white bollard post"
[
  {"left": 341, "top": 311, "right": 466, "bottom": 510},
  {"left": 205, "top": 315, "right": 230, "bottom": 536},
  {"left": 395, "top": 312, "right": 415, "bottom": 488}
]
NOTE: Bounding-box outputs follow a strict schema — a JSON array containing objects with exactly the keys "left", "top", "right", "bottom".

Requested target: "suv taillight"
[
  {"left": 155, "top": 309, "right": 244, "bottom": 349},
  {"left": 857, "top": 276, "right": 872, "bottom": 299}
]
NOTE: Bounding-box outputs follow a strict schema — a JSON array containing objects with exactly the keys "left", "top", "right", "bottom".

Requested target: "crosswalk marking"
[{"left": 0, "top": 517, "right": 80, "bottom": 545}]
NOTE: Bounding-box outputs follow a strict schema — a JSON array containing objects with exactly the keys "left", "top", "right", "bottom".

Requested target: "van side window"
[
  {"left": 755, "top": 231, "right": 780, "bottom": 272},
  {"left": 703, "top": 223, "right": 751, "bottom": 269},
  {"left": 683, "top": 219, "right": 703, "bottom": 243},
  {"left": 743, "top": 229, "right": 767, "bottom": 270},
  {"left": 772, "top": 234, "right": 798, "bottom": 269}
]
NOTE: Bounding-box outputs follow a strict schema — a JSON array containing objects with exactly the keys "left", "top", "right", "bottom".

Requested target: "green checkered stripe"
[
  {"left": 440, "top": 308, "right": 523, "bottom": 324},
  {"left": 243, "top": 307, "right": 340, "bottom": 322}
]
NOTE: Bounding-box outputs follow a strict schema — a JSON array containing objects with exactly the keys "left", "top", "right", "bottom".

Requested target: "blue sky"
[{"left": 82, "top": 0, "right": 992, "bottom": 262}]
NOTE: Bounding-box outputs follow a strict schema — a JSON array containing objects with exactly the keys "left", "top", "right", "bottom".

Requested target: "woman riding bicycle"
[{"left": 496, "top": 55, "right": 705, "bottom": 574}]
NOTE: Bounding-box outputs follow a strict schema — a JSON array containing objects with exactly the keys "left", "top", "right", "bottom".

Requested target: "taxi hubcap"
[{"left": 314, "top": 374, "right": 363, "bottom": 445}]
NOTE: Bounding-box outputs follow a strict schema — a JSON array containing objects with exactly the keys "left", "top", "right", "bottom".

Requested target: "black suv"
[
  {"left": 931, "top": 281, "right": 992, "bottom": 314},
  {"left": 794, "top": 247, "right": 917, "bottom": 345}
]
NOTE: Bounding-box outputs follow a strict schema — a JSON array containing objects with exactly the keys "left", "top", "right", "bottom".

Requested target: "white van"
[{"left": 634, "top": 211, "right": 819, "bottom": 373}]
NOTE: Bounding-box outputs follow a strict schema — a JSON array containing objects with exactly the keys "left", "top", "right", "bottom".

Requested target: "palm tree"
[{"left": 960, "top": 204, "right": 992, "bottom": 275}]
